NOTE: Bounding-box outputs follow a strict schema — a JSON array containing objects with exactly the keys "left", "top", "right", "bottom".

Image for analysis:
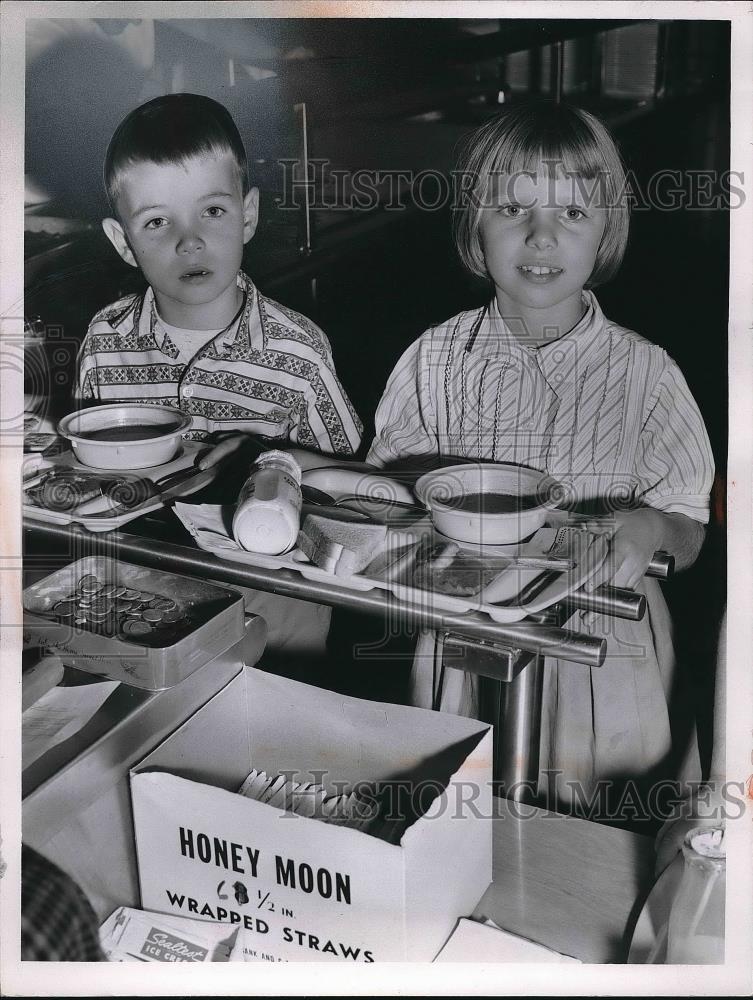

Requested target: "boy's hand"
[
  {"left": 197, "top": 437, "right": 371, "bottom": 473},
  {"left": 584, "top": 508, "right": 663, "bottom": 592},
  {"left": 198, "top": 434, "right": 254, "bottom": 471}
]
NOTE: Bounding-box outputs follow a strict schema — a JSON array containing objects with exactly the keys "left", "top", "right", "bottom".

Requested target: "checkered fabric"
[{"left": 21, "top": 845, "right": 103, "bottom": 961}]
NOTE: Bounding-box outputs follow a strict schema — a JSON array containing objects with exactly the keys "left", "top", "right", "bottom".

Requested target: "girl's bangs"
[{"left": 489, "top": 126, "right": 608, "bottom": 181}]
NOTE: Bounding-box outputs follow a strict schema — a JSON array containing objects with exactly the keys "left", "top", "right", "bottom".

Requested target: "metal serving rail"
[
  {"left": 24, "top": 516, "right": 671, "bottom": 801},
  {"left": 23, "top": 518, "right": 607, "bottom": 667}
]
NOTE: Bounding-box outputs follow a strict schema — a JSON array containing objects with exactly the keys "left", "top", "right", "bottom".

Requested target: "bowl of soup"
[
  {"left": 58, "top": 404, "right": 192, "bottom": 470},
  {"left": 414, "top": 463, "right": 562, "bottom": 545}
]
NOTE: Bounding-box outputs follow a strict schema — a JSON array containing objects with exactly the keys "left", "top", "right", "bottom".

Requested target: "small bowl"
[
  {"left": 58, "top": 404, "right": 192, "bottom": 470},
  {"left": 414, "top": 463, "right": 562, "bottom": 545}
]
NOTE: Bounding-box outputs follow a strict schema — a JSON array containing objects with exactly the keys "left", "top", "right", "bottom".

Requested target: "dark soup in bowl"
[
  {"left": 77, "top": 424, "right": 177, "bottom": 442},
  {"left": 444, "top": 491, "right": 541, "bottom": 514}
]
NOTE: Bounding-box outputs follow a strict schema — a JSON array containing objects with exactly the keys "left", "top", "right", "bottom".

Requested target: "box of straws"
[{"left": 130, "top": 667, "right": 492, "bottom": 962}]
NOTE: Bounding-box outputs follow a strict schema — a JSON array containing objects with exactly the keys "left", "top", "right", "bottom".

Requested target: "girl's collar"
[{"left": 482, "top": 291, "right": 602, "bottom": 353}]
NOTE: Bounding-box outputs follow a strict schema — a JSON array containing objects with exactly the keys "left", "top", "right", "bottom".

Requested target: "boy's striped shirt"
[{"left": 76, "top": 272, "right": 362, "bottom": 455}]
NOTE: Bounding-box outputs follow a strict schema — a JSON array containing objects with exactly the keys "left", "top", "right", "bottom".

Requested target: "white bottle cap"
[{"left": 234, "top": 505, "right": 296, "bottom": 555}]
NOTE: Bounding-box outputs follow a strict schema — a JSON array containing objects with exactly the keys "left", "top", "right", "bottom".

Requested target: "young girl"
[{"left": 366, "top": 101, "right": 715, "bottom": 813}]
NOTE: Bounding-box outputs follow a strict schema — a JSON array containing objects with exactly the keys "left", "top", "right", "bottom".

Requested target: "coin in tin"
[{"left": 122, "top": 619, "right": 152, "bottom": 636}]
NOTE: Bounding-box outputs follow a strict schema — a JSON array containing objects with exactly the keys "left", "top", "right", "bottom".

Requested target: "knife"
[{"left": 77, "top": 466, "right": 215, "bottom": 519}]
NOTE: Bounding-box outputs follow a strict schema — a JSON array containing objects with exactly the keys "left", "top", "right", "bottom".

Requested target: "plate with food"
[{"left": 387, "top": 525, "right": 609, "bottom": 622}]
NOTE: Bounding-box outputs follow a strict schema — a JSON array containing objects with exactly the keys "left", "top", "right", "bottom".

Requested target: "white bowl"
[
  {"left": 58, "top": 404, "right": 192, "bottom": 470},
  {"left": 414, "top": 463, "right": 562, "bottom": 545}
]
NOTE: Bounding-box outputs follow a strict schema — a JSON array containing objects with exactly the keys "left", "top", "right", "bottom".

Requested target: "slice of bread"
[{"left": 298, "top": 514, "right": 387, "bottom": 577}]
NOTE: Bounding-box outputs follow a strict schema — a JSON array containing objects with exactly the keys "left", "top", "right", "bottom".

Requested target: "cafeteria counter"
[{"left": 21, "top": 513, "right": 657, "bottom": 964}]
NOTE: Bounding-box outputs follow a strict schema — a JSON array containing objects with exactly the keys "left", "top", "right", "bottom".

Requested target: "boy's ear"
[
  {"left": 102, "top": 217, "right": 137, "bottom": 268},
  {"left": 242, "top": 188, "right": 260, "bottom": 244}
]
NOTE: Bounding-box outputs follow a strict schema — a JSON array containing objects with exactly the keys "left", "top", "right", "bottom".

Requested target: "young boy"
[
  {"left": 74, "top": 93, "right": 361, "bottom": 659},
  {"left": 76, "top": 93, "right": 362, "bottom": 465}
]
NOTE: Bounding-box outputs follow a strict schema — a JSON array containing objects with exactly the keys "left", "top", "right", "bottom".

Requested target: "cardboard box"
[{"left": 131, "top": 667, "right": 493, "bottom": 962}]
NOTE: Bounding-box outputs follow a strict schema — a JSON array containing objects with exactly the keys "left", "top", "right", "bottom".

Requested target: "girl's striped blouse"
[{"left": 367, "top": 292, "right": 713, "bottom": 522}]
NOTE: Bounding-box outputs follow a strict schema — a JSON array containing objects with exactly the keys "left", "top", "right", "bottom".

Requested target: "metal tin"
[{"left": 22, "top": 556, "right": 246, "bottom": 690}]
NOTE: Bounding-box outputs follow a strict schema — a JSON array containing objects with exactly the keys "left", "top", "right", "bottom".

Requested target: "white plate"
[{"left": 301, "top": 467, "right": 416, "bottom": 505}]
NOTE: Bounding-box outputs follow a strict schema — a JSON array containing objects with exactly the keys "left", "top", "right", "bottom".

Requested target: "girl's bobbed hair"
[
  {"left": 453, "top": 100, "right": 630, "bottom": 288},
  {"left": 104, "top": 93, "right": 249, "bottom": 213}
]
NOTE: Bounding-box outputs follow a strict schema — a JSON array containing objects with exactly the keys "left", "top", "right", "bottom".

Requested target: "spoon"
[{"left": 301, "top": 484, "right": 338, "bottom": 506}]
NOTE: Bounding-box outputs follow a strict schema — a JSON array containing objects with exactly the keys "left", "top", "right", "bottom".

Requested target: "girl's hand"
[{"left": 584, "top": 508, "right": 663, "bottom": 592}]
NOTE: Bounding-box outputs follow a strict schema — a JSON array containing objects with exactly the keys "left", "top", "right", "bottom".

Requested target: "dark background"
[{"left": 24, "top": 17, "right": 729, "bottom": 784}]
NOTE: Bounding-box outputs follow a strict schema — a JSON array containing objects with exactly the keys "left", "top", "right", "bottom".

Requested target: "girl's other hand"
[{"left": 584, "top": 508, "right": 663, "bottom": 592}]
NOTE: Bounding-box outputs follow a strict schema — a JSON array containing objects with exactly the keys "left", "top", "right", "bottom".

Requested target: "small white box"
[{"left": 130, "top": 667, "right": 492, "bottom": 963}]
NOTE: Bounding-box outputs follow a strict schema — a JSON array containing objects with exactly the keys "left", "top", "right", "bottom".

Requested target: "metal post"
[
  {"left": 553, "top": 40, "right": 564, "bottom": 103},
  {"left": 441, "top": 634, "right": 546, "bottom": 803},
  {"left": 488, "top": 655, "right": 544, "bottom": 803},
  {"left": 294, "top": 102, "right": 312, "bottom": 254}
]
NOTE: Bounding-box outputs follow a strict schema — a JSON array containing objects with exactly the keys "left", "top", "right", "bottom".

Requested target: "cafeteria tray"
[
  {"left": 23, "top": 440, "right": 213, "bottom": 532},
  {"left": 22, "top": 556, "right": 246, "bottom": 690},
  {"left": 173, "top": 502, "right": 609, "bottom": 624}
]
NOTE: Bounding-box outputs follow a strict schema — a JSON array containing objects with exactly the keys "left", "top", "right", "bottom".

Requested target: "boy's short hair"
[
  {"left": 104, "top": 93, "right": 249, "bottom": 212},
  {"left": 453, "top": 100, "right": 630, "bottom": 288}
]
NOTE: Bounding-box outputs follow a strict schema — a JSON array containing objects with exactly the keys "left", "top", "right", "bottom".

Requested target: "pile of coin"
[{"left": 49, "top": 573, "right": 189, "bottom": 641}]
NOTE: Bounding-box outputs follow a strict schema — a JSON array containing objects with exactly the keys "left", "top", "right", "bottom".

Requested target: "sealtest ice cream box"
[{"left": 130, "top": 667, "right": 493, "bottom": 963}]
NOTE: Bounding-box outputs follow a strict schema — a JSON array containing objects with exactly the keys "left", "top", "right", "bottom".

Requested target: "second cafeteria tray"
[{"left": 173, "top": 502, "right": 608, "bottom": 623}]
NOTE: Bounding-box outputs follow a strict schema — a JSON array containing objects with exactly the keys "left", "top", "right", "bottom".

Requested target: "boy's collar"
[{"left": 143, "top": 272, "right": 257, "bottom": 354}]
